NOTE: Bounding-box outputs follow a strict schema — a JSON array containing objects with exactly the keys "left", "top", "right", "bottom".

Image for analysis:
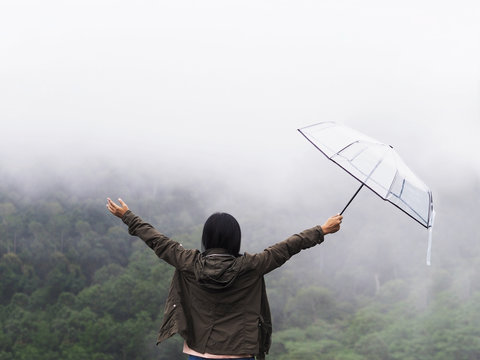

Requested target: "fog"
[
  {"left": 2, "top": 5, "right": 480, "bottom": 359},
  {"left": 1, "top": 0, "right": 480, "bottom": 267}
]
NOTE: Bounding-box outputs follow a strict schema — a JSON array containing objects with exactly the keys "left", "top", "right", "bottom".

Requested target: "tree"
[
  {"left": 0, "top": 253, "right": 24, "bottom": 304},
  {"left": 285, "top": 286, "right": 339, "bottom": 327}
]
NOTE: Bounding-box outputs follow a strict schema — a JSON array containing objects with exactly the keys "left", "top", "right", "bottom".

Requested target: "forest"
[{"left": 1, "top": 166, "right": 480, "bottom": 360}]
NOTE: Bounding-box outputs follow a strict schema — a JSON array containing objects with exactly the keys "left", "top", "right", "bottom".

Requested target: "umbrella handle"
[{"left": 340, "top": 183, "right": 364, "bottom": 215}]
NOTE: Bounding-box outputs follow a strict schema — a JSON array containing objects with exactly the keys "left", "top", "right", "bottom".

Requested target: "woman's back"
[
  {"left": 106, "top": 197, "right": 342, "bottom": 359},
  {"left": 174, "top": 248, "right": 269, "bottom": 356}
]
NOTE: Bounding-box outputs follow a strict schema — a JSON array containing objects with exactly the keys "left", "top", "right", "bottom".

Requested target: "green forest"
[{"left": 1, "top": 170, "right": 479, "bottom": 360}]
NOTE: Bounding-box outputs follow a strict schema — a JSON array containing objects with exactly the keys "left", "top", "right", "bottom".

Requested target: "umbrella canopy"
[{"left": 298, "top": 121, "right": 434, "bottom": 230}]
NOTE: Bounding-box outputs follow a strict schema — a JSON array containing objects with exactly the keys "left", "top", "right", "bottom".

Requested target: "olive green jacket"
[{"left": 122, "top": 210, "right": 324, "bottom": 359}]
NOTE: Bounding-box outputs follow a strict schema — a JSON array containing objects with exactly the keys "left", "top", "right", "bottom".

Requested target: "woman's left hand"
[{"left": 106, "top": 198, "right": 129, "bottom": 218}]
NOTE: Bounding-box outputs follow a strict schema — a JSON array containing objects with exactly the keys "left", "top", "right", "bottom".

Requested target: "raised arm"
[
  {"left": 250, "top": 214, "right": 343, "bottom": 275},
  {"left": 106, "top": 198, "right": 197, "bottom": 269}
]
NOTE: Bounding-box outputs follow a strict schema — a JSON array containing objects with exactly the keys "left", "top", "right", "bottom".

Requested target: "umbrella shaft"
[{"left": 340, "top": 183, "right": 364, "bottom": 215}]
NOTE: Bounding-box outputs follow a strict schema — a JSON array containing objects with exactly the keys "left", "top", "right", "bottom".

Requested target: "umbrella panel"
[{"left": 332, "top": 141, "right": 397, "bottom": 198}]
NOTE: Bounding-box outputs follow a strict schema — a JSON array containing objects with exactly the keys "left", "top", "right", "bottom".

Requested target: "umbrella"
[{"left": 298, "top": 121, "right": 435, "bottom": 264}]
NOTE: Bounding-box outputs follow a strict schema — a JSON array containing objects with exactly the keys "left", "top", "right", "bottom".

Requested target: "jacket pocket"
[
  {"left": 257, "top": 315, "right": 272, "bottom": 354},
  {"left": 158, "top": 303, "right": 178, "bottom": 342}
]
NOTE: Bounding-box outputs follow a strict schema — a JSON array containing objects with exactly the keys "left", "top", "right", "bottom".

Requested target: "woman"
[{"left": 106, "top": 198, "right": 342, "bottom": 360}]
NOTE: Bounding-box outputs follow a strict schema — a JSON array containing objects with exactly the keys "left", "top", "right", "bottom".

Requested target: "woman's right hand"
[{"left": 321, "top": 214, "right": 343, "bottom": 234}]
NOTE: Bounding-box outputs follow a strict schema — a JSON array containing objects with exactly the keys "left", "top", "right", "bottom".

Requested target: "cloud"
[{"left": 1, "top": 0, "right": 479, "bottom": 196}]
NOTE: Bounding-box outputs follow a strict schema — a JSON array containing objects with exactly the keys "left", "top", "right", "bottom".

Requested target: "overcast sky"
[{"left": 1, "top": 0, "right": 479, "bottom": 199}]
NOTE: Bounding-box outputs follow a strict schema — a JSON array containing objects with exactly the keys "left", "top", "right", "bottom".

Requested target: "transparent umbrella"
[{"left": 298, "top": 121, "right": 435, "bottom": 264}]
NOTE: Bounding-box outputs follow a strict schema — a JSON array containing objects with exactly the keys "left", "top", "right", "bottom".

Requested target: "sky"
[{"left": 1, "top": 0, "right": 479, "bottom": 203}]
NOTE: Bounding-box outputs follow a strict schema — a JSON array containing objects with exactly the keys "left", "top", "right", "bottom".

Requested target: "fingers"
[
  {"left": 335, "top": 215, "right": 343, "bottom": 232},
  {"left": 118, "top": 198, "right": 127, "bottom": 208},
  {"left": 330, "top": 214, "right": 343, "bottom": 224},
  {"left": 106, "top": 197, "right": 128, "bottom": 218},
  {"left": 106, "top": 198, "right": 117, "bottom": 208},
  {"left": 336, "top": 215, "right": 343, "bottom": 227},
  {"left": 106, "top": 198, "right": 119, "bottom": 213},
  {"left": 107, "top": 198, "right": 123, "bottom": 209},
  {"left": 322, "top": 214, "right": 343, "bottom": 234},
  {"left": 106, "top": 199, "right": 116, "bottom": 214}
]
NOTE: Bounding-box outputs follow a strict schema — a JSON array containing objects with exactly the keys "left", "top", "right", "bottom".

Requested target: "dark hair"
[{"left": 201, "top": 212, "right": 241, "bottom": 256}]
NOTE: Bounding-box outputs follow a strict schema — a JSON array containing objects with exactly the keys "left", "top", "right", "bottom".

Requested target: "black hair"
[{"left": 201, "top": 212, "right": 241, "bottom": 256}]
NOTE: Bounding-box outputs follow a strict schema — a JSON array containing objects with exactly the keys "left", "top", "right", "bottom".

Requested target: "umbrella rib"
[
  {"left": 365, "top": 157, "right": 384, "bottom": 183},
  {"left": 340, "top": 150, "right": 429, "bottom": 225},
  {"left": 332, "top": 141, "right": 360, "bottom": 159},
  {"left": 391, "top": 178, "right": 428, "bottom": 224},
  {"left": 333, "top": 140, "right": 378, "bottom": 161},
  {"left": 330, "top": 155, "right": 429, "bottom": 228},
  {"left": 299, "top": 121, "right": 337, "bottom": 132},
  {"left": 387, "top": 192, "right": 428, "bottom": 225},
  {"left": 350, "top": 163, "right": 429, "bottom": 226},
  {"left": 386, "top": 169, "right": 400, "bottom": 198},
  {"left": 333, "top": 157, "right": 390, "bottom": 194},
  {"left": 382, "top": 151, "right": 429, "bottom": 225},
  {"left": 399, "top": 178, "right": 406, "bottom": 197},
  {"left": 334, "top": 142, "right": 390, "bottom": 186},
  {"left": 344, "top": 170, "right": 430, "bottom": 228}
]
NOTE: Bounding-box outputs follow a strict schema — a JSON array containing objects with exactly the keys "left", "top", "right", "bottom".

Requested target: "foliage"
[{"left": 1, "top": 174, "right": 480, "bottom": 359}]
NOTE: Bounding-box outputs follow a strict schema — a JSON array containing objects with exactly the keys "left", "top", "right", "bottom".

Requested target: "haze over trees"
[{"left": 0, "top": 165, "right": 479, "bottom": 360}]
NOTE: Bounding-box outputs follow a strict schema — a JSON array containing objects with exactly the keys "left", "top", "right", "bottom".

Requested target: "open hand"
[
  {"left": 106, "top": 198, "right": 129, "bottom": 218},
  {"left": 321, "top": 214, "right": 343, "bottom": 234}
]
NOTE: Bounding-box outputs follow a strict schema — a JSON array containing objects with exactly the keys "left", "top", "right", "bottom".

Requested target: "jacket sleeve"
[
  {"left": 121, "top": 210, "right": 198, "bottom": 270},
  {"left": 249, "top": 226, "right": 324, "bottom": 275}
]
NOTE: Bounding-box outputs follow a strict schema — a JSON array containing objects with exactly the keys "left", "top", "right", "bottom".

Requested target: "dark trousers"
[{"left": 188, "top": 355, "right": 255, "bottom": 360}]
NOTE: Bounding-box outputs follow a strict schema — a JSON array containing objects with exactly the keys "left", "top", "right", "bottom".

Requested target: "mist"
[{"left": 1, "top": 1, "right": 480, "bottom": 358}]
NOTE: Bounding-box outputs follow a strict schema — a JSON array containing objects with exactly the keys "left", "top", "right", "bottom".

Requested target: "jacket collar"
[{"left": 202, "top": 248, "right": 236, "bottom": 258}]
